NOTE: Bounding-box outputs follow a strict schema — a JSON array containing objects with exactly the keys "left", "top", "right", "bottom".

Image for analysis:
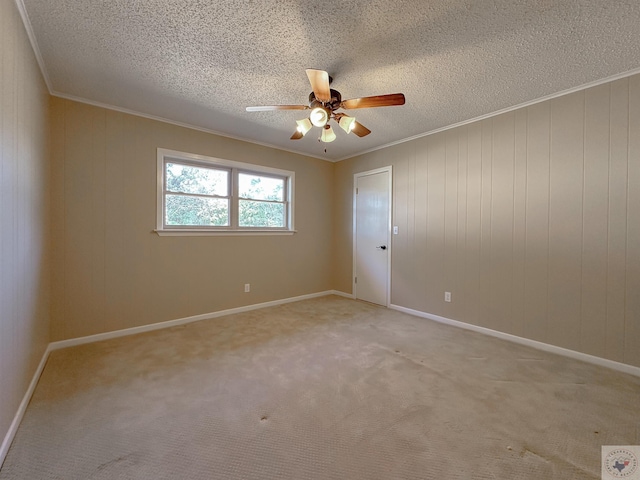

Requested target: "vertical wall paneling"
[
  {"left": 547, "top": 92, "right": 584, "bottom": 351},
  {"left": 512, "top": 109, "right": 528, "bottom": 337},
  {"left": 335, "top": 72, "right": 640, "bottom": 368},
  {"left": 50, "top": 98, "right": 65, "bottom": 341},
  {"left": 91, "top": 107, "right": 107, "bottom": 334},
  {"left": 606, "top": 79, "right": 629, "bottom": 362},
  {"left": 414, "top": 138, "right": 429, "bottom": 312},
  {"left": 490, "top": 112, "right": 515, "bottom": 334},
  {"left": 523, "top": 101, "right": 550, "bottom": 343},
  {"left": 125, "top": 113, "right": 149, "bottom": 329},
  {"left": 132, "top": 116, "right": 159, "bottom": 330},
  {"left": 0, "top": 0, "right": 50, "bottom": 457},
  {"left": 581, "top": 84, "right": 610, "bottom": 358},
  {"left": 626, "top": 75, "right": 640, "bottom": 367},
  {"left": 391, "top": 154, "right": 410, "bottom": 306},
  {"left": 1, "top": 2, "right": 17, "bottom": 427},
  {"left": 444, "top": 130, "right": 458, "bottom": 315},
  {"left": 479, "top": 120, "right": 493, "bottom": 326},
  {"left": 64, "top": 102, "right": 94, "bottom": 338},
  {"left": 425, "top": 135, "right": 446, "bottom": 311},
  {"left": 50, "top": 99, "right": 334, "bottom": 340},
  {"left": 464, "top": 124, "right": 482, "bottom": 324},
  {"left": 104, "top": 111, "right": 126, "bottom": 333},
  {"left": 455, "top": 128, "right": 468, "bottom": 321},
  {"left": 406, "top": 143, "right": 417, "bottom": 307}
]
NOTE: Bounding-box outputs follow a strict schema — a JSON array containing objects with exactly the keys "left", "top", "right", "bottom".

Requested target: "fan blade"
[
  {"left": 351, "top": 121, "right": 371, "bottom": 137},
  {"left": 246, "top": 105, "right": 308, "bottom": 112},
  {"left": 290, "top": 130, "right": 304, "bottom": 140},
  {"left": 306, "top": 69, "right": 331, "bottom": 103},
  {"left": 341, "top": 93, "right": 405, "bottom": 109}
]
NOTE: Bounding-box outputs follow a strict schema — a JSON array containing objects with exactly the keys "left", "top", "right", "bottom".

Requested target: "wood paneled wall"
[
  {"left": 334, "top": 76, "right": 640, "bottom": 367},
  {"left": 50, "top": 98, "right": 334, "bottom": 341},
  {"left": 0, "top": 0, "right": 50, "bottom": 451}
]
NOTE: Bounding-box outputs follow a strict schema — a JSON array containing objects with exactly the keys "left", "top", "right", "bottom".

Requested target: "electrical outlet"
[
  {"left": 244, "top": 284, "right": 250, "bottom": 293},
  {"left": 444, "top": 291, "right": 451, "bottom": 302}
]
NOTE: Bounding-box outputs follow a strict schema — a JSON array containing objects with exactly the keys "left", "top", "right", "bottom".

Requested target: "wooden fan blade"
[
  {"left": 246, "top": 105, "right": 308, "bottom": 112},
  {"left": 351, "top": 121, "right": 371, "bottom": 137},
  {"left": 340, "top": 93, "right": 405, "bottom": 109},
  {"left": 290, "top": 130, "right": 304, "bottom": 140},
  {"left": 306, "top": 69, "right": 331, "bottom": 103}
]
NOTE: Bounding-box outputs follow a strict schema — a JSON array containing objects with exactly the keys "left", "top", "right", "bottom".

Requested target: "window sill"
[{"left": 154, "top": 229, "right": 296, "bottom": 237}]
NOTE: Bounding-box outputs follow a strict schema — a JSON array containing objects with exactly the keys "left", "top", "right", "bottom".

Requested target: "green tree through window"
[
  {"left": 165, "top": 163, "right": 229, "bottom": 226},
  {"left": 158, "top": 151, "right": 293, "bottom": 232},
  {"left": 238, "top": 174, "right": 285, "bottom": 227}
]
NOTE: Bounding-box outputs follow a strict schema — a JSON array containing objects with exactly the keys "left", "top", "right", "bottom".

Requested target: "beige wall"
[
  {"left": 0, "top": 0, "right": 51, "bottom": 449},
  {"left": 334, "top": 75, "right": 640, "bottom": 368},
  {"left": 50, "top": 98, "right": 334, "bottom": 341}
]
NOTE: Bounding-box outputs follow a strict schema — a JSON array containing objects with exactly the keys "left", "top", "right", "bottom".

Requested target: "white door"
[{"left": 354, "top": 167, "right": 391, "bottom": 306}]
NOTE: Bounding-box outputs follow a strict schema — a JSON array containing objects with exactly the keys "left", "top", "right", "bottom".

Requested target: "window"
[{"left": 157, "top": 149, "right": 294, "bottom": 235}]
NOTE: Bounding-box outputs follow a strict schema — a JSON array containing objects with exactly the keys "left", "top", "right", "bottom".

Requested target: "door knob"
[{"left": 376, "top": 245, "right": 387, "bottom": 250}]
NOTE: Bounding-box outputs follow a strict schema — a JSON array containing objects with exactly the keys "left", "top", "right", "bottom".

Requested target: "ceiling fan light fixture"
[
  {"left": 296, "top": 118, "right": 312, "bottom": 135},
  {"left": 246, "top": 69, "right": 405, "bottom": 145},
  {"left": 320, "top": 125, "right": 336, "bottom": 143},
  {"left": 338, "top": 115, "right": 356, "bottom": 134},
  {"left": 310, "top": 107, "right": 329, "bottom": 127}
]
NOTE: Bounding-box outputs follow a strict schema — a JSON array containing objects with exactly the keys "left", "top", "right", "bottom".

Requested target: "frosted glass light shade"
[
  {"left": 296, "top": 118, "right": 312, "bottom": 135},
  {"left": 320, "top": 125, "right": 336, "bottom": 143},
  {"left": 310, "top": 107, "right": 329, "bottom": 127},
  {"left": 338, "top": 115, "right": 356, "bottom": 133}
]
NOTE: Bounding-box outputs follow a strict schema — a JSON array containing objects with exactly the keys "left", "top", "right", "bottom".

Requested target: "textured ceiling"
[{"left": 20, "top": 0, "right": 640, "bottom": 161}]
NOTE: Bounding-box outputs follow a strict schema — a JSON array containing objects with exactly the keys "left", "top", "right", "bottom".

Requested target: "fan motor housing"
[{"left": 309, "top": 89, "right": 342, "bottom": 110}]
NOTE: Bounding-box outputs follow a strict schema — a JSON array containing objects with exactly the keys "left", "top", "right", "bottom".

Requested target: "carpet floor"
[{"left": 1, "top": 295, "right": 638, "bottom": 479}]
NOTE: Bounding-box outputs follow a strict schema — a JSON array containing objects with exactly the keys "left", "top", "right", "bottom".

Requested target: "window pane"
[
  {"left": 239, "top": 200, "right": 284, "bottom": 227},
  {"left": 238, "top": 173, "right": 284, "bottom": 201},
  {"left": 165, "top": 194, "right": 229, "bottom": 226},
  {"left": 166, "top": 162, "right": 228, "bottom": 196}
]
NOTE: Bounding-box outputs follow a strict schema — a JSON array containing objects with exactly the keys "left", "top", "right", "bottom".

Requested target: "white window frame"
[{"left": 156, "top": 148, "right": 295, "bottom": 236}]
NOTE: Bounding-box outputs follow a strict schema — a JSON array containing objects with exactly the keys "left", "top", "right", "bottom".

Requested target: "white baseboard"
[
  {"left": 389, "top": 304, "right": 640, "bottom": 378},
  {"left": 0, "top": 343, "right": 52, "bottom": 469},
  {"left": 330, "top": 290, "right": 355, "bottom": 299},
  {"left": 49, "top": 290, "right": 347, "bottom": 351}
]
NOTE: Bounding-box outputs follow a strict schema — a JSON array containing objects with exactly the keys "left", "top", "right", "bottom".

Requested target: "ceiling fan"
[{"left": 246, "top": 69, "right": 405, "bottom": 143}]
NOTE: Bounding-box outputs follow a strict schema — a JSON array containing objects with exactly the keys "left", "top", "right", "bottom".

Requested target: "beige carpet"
[{"left": 1, "top": 295, "right": 639, "bottom": 479}]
